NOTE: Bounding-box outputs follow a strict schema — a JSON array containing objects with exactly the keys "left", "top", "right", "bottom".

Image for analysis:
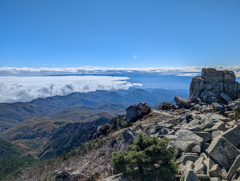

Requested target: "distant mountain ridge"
[{"left": 0, "top": 88, "right": 188, "bottom": 134}]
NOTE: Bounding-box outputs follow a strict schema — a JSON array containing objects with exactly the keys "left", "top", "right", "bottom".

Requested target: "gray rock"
[
  {"left": 177, "top": 153, "right": 199, "bottom": 165},
  {"left": 176, "top": 130, "right": 203, "bottom": 147},
  {"left": 174, "top": 96, "right": 191, "bottom": 108},
  {"left": 212, "top": 131, "right": 223, "bottom": 139},
  {"left": 184, "top": 161, "right": 194, "bottom": 172},
  {"left": 206, "top": 135, "right": 240, "bottom": 168},
  {"left": 98, "top": 173, "right": 130, "bottom": 181},
  {"left": 55, "top": 171, "right": 71, "bottom": 181},
  {"left": 209, "top": 164, "right": 221, "bottom": 178},
  {"left": 160, "top": 128, "right": 169, "bottom": 135},
  {"left": 70, "top": 172, "right": 85, "bottom": 181},
  {"left": 126, "top": 102, "right": 151, "bottom": 122},
  {"left": 149, "top": 125, "right": 162, "bottom": 134},
  {"left": 169, "top": 141, "right": 195, "bottom": 152},
  {"left": 210, "top": 178, "right": 221, "bottom": 181},
  {"left": 200, "top": 153, "right": 208, "bottom": 160},
  {"left": 211, "top": 122, "right": 226, "bottom": 131},
  {"left": 180, "top": 170, "right": 199, "bottom": 181},
  {"left": 212, "top": 102, "right": 221, "bottom": 111},
  {"left": 226, "top": 154, "right": 240, "bottom": 180},
  {"left": 192, "top": 145, "right": 201, "bottom": 153},
  {"left": 194, "top": 131, "right": 212, "bottom": 143},
  {"left": 159, "top": 102, "right": 177, "bottom": 110},
  {"left": 222, "top": 126, "right": 240, "bottom": 148},
  {"left": 228, "top": 98, "right": 240, "bottom": 110},
  {"left": 194, "top": 157, "right": 205, "bottom": 174},
  {"left": 204, "top": 158, "right": 214, "bottom": 175},
  {"left": 221, "top": 167, "right": 227, "bottom": 178},
  {"left": 224, "top": 70, "right": 236, "bottom": 83},
  {"left": 220, "top": 93, "right": 233, "bottom": 102},
  {"left": 119, "top": 129, "right": 136, "bottom": 150},
  {"left": 189, "top": 68, "right": 240, "bottom": 104},
  {"left": 201, "top": 117, "right": 214, "bottom": 130}
]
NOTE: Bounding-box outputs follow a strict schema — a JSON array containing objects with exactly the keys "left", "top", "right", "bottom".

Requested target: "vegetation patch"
[{"left": 112, "top": 134, "right": 178, "bottom": 181}]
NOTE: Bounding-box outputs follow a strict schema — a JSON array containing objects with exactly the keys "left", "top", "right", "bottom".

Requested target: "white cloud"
[
  {"left": 134, "top": 55, "right": 137, "bottom": 59},
  {"left": 0, "top": 76, "right": 142, "bottom": 103},
  {"left": 0, "top": 66, "right": 239, "bottom": 77}
]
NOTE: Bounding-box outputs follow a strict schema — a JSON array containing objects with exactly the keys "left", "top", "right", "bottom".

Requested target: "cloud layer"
[
  {"left": 0, "top": 66, "right": 240, "bottom": 77},
  {"left": 0, "top": 76, "right": 142, "bottom": 103}
]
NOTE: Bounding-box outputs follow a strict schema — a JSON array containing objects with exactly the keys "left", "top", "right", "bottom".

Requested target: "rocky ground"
[{"left": 10, "top": 68, "right": 240, "bottom": 181}]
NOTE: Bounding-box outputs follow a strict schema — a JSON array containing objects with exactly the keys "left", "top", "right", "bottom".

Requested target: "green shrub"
[{"left": 111, "top": 134, "right": 178, "bottom": 181}]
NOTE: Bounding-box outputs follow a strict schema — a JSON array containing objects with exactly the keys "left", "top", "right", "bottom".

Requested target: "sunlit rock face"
[{"left": 189, "top": 68, "right": 240, "bottom": 104}]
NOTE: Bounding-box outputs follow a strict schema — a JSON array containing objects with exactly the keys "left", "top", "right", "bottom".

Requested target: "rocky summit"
[
  {"left": 189, "top": 68, "right": 240, "bottom": 104},
  {"left": 4, "top": 68, "right": 240, "bottom": 181}
]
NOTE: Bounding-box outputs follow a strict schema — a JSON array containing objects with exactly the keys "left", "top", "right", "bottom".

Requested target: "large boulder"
[
  {"left": 226, "top": 154, "right": 240, "bottom": 180},
  {"left": 176, "top": 130, "right": 204, "bottom": 146},
  {"left": 222, "top": 126, "right": 240, "bottom": 148},
  {"left": 55, "top": 171, "right": 71, "bottom": 181},
  {"left": 206, "top": 136, "right": 240, "bottom": 168},
  {"left": 126, "top": 102, "right": 151, "bottom": 122},
  {"left": 174, "top": 96, "right": 191, "bottom": 108},
  {"left": 119, "top": 129, "right": 136, "bottom": 150},
  {"left": 189, "top": 68, "right": 240, "bottom": 103},
  {"left": 180, "top": 170, "right": 199, "bottom": 181},
  {"left": 98, "top": 173, "right": 131, "bottom": 181}
]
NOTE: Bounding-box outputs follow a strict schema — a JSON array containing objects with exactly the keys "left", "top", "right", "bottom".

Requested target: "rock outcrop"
[
  {"left": 126, "top": 102, "right": 151, "bottom": 122},
  {"left": 189, "top": 68, "right": 240, "bottom": 104}
]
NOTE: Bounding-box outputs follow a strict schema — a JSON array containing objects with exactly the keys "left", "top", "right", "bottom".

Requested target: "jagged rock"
[
  {"left": 212, "top": 102, "right": 221, "bottom": 111},
  {"left": 200, "top": 153, "right": 208, "bottom": 160},
  {"left": 226, "top": 154, "right": 240, "bottom": 180},
  {"left": 180, "top": 170, "right": 199, "bottom": 181},
  {"left": 55, "top": 171, "right": 71, "bottom": 181},
  {"left": 70, "top": 172, "right": 85, "bottom": 181},
  {"left": 211, "top": 114, "right": 231, "bottom": 122},
  {"left": 189, "top": 68, "right": 240, "bottom": 103},
  {"left": 210, "top": 178, "right": 221, "bottom": 181},
  {"left": 192, "top": 145, "right": 201, "bottom": 153},
  {"left": 92, "top": 131, "right": 101, "bottom": 139},
  {"left": 160, "top": 128, "right": 169, "bottom": 135},
  {"left": 98, "top": 173, "right": 131, "bottom": 181},
  {"left": 194, "top": 131, "right": 212, "bottom": 143},
  {"left": 149, "top": 125, "right": 162, "bottom": 134},
  {"left": 209, "top": 164, "right": 221, "bottom": 178},
  {"left": 194, "top": 157, "right": 205, "bottom": 174},
  {"left": 204, "top": 158, "right": 214, "bottom": 175},
  {"left": 176, "top": 130, "right": 203, "bottom": 147},
  {"left": 206, "top": 135, "right": 240, "bottom": 168},
  {"left": 220, "top": 93, "right": 233, "bottom": 102},
  {"left": 119, "top": 129, "right": 136, "bottom": 150},
  {"left": 86, "top": 172, "right": 100, "bottom": 181},
  {"left": 201, "top": 115, "right": 214, "bottom": 130},
  {"left": 159, "top": 123, "right": 173, "bottom": 128},
  {"left": 177, "top": 153, "right": 199, "bottom": 165},
  {"left": 169, "top": 141, "right": 195, "bottom": 153},
  {"left": 228, "top": 98, "right": 240, "bottom": 110},
  {"left": 159, "top": 102, "right": 178, "bottom": 110},
  {"left": 126, "top": 102, "right": 151, "bottom": 122},
  {"left": 174, "top": 96, "right": 191, "bottom": 108},
  {"left": 184, "top": 161, "right": 194, "bottom": 172},
  {"left": 109, "top": 139, "right": 118, "bottom": 148},
  {"left": 221, "top": 167, "right": 227, "bottom": 178},
  {"left": 212, "top": 131, "right": 223, "bottom": 139},
  {"left": 222, "top": 126, "right": 240, "bottom": 148},
  {"left": 211, "top": 122, "right": 226, "bottom": 131}
]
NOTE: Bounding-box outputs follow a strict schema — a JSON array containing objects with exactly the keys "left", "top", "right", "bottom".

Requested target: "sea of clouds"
[
  {"left": 0, "top": 66, "right": 239, "bottom": 103},
  {"left": 0, "top": 66, "right": 240, "bottom": 77},
  {"left": 0, "top": 76, "right": 142, "bottom": 103}
]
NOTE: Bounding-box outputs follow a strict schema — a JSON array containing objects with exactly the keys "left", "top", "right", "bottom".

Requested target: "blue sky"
[{"left": 0, "top": 0, "right": 240, "bottom": 68}]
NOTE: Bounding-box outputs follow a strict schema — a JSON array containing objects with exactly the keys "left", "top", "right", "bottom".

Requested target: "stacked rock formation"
[{"left": 189, "top": 68, "right": 240, "bottom": 104}]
